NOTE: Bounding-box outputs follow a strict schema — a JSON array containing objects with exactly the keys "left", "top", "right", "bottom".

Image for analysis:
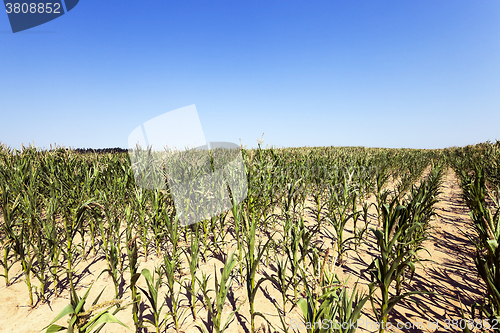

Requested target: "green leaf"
[
  {"left": 41, "top": 304, "right": 75, "bottom": 332},
  {"left": 85, "top": 312, "right": 130, "bottom": 332},
  {"left": 130, "top": 273, "right": 141, "bottom": 293},
  {"left": 45, "top": 324, "right": 66, "bottom": 333},
  {"left": 383, "top": 291, "right": 430, "bottom": 318},
  {"left": 297, "top": 298, "right": 309, "bottom": 321}
]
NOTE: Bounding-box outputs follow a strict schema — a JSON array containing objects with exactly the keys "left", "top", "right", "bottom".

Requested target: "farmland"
[{"left": 0, "top": 141, "right": 499, "bottom": 332}]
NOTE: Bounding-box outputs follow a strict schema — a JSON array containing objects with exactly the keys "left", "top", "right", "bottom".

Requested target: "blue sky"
[{"left": 1, "top": 0, "right": 499, "bottom": 150}]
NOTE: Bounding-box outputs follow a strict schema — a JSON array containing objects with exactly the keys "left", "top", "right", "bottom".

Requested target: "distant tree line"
[{"left": 73, "top": 147, "right": 129, "bottom": 154}]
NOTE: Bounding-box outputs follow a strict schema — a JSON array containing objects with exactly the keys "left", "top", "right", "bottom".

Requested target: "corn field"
[{"left": 0, "top": 141, "right": 497, "bottom": 332}]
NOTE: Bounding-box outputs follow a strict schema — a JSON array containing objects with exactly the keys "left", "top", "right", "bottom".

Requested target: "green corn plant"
[
  {"left": 285, "top": 217, "right": 305, "bottom": 302},
  {"left": 404, "top": 167, "right": 443, "bottom": 256},
  {"left": 459, "top": 165, "right": 500, "bottom": 322},
  {"left": 230, "top": 196, "right": 244, "bottom": 284},
  {"left": 367, "top": 203, "right": 430, "bottom": 333},
  {"left": 297, "top": 263, "right": 370, "bottom": 333},
  {"left": 273, "top": 301, "right": 292, "bottom": 333},
  {"left": 198, "top": 251, "right": 241, "bottom": 333},
  {"left": 97, "top": 194, "right": 111, "bottom": 269},
  {"left": 109, "top": 209, "right": 124, "bottom": 270},
  {"left": 165, "top": 213, "right": 181, "bottom": 263},
  {"left": 374, "top": 166, "right": 391, "bottom": 227},
  {"left": 307, "top": 171, "right": 328, "bottom": 229},
  {"left": 137, "top": 268, "right": 166, "bottom": 333},
  {"left": 272, "top": 251, "right": 291, "bottom": 316},
  {"left": 216, "top": 212, "right": 229, "bottom": 253},
  {"left": 0, "top": 241, "right": 14, "bottom": 287},
  {"left": 243, "top": 211, "right": 275, "bottom": 333},
  {"left": 87, "top": 204, "right": 99, "bottom": 257},
  {"left": 125, "top": 204, "right": 142, "bottom": 333},
  {"left": 183, "top": 225, "right": 200, "bottom": 319},
  {"left": 326, "top": 174, "right": 358, "bottom": 264},
  {"left": 42, "top": 273, "right": 128, "bottom": 333},
  {"left": 351, "top": 189, "right": 361, "bottom": 233},
  {"left": 103, "top": 241, "right": 122, "bottom": 299},
  {"left": 354, "top": 201, "right": 372, "bottom": 250},
  {"left": 471, "top": 240, "right": 500, "bottom": 324},
  {"left": 282, "top": 214, "right": 294, "bottom": 254},
  {"left": 201, "top": 217, "right": 210, "bottom": 261},
  {"left": 282, "top": 180, "right": 301, "bottom": 223},
  {"left": 209, "top": 215, "right": 219, "bottom": 255},
  {"left": 42, "top": 193, "right": 63, "bottom": 298},
  {"left": 163, "top": 252, "right": 186, "bottom": 332},
  {"left": 50, "top": 241, "right": 64, "bottom": 298},
  {"left": 0, "top": 150, "right": 23, "bottom": 287},
  {"left": 135, "top": 189, "right": 150, "bottom": 261},
  {"left": 0, "top": 189, "right": 21, "bottom": 287},
  {"left": 20, "top": 235, "right": 36, "bottom": 306},
  {"left": 60, "top": 200, "right": 100, "bottom": 293},
  {"left": 297, "top": 217, "right": 318, "bottom": 267},
  {"left": 18, "top": 164, "right": 42, "bottom": 306},
  {"left": 100, "top": 176, "right": 128, "bottom": 269},
  {"left": 31, "top": 232, "right": 50, "bottom": 303},
  {"left": 149, "top": 190, "right": 166, "bottom": 258},
  {"left": 307, "top": 246, "right": 323, "bottom": 286}
]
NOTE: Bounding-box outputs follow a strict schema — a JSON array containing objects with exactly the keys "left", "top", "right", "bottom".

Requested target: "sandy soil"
[{"left": 0, "top": 168, "right": 485, "bottom": 333}]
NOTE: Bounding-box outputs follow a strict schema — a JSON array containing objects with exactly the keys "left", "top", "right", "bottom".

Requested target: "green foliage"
[
  {"left": 453, "top": 158, "right": 500, "bottom": 327},
  {"left": 198, "top": 251, "right": 241, "bottom": 333},
  {"left": 0, "top": 142, "right": 445, "bottom": 332},
  {"left": 42, "top": 273, "right": 128, "bottom": 333},
  {"left": 297, "top": 265, "right": 370, "bottom": 333},
  {"left": 137, "top": 268, "right": 165, "bottom": 333}
]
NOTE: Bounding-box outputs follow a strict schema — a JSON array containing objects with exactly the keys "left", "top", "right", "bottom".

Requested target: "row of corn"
[{"left": 447, "top": 141, "right": 500, "bottom": 331}]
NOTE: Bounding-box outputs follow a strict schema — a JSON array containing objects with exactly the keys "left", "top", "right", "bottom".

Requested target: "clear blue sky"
[{"left": 1, "top": 0, "right": 499, "bottom": 150}]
